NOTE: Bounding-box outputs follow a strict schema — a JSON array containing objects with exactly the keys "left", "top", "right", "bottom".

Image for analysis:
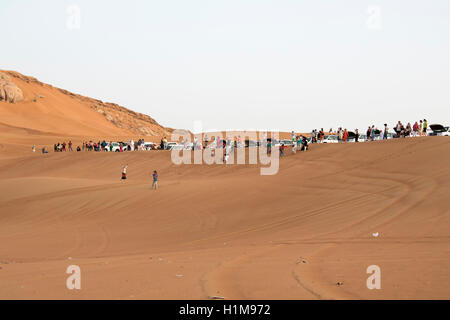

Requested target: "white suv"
[
  {"left": 322, "top": 135, "right": 338, "bottom": 143},
  {"left": 109, "top": 142, "right": 126, "bottom": 152}
]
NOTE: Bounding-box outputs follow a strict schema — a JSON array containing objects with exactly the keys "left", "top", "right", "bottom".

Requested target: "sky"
[{"left": 1, "top": 0, "right": 450, "bottom": 133}]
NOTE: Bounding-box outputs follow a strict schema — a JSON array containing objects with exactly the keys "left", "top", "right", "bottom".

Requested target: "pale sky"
[{"left": 1, "top": 0, "right": 449, "bottom": 133}]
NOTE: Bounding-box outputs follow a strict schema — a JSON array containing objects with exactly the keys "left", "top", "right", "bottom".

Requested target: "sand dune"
[
  {"left": 0, "top": 70, "right": 172, "bottom": 137},
  {"left": 0, "top": 132, "right": 449, "bottom": 299}
]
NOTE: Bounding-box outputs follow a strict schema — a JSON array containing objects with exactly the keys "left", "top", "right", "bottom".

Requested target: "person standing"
[
  {"left": 121, "top": 165, "right": 128, "bottom": 180},
  {"left": 224, "top": 144, "right": 231, "bottom": 164},
  {"left": 343, "top": 129, "right": 348, "bottom": 142},
  {"left": 413, "top": 121, "right": 419, "bottom": 137},
  {"left": 355, "top": 129, "right": 359, "bottom": 142},
  {"left": 419, "top": 120, "right": 423, "bottom": 136},
  {"left": 152, "top": 170, "right": 158, "bottom": 190},
  {"left": 383, "top": 124, "right": 389, "bottom": 140},
  {"left": 280, "top": 144, "right": 285, "bottom": 157},
  {"left": 302, "top": 136, "right": 308, "bottom": 151},
  {"left": 423, "top": 119, "right": 428, "bottom": 136},
  {"left": 406, "top": 123, "right": 412, "bottom": 137},
  {"left": 193, "top": 136, "right": 198, "bottom": 150},
  {"left": 224, "top": 153, "right": 230, "bottom": 164},
  {"left": 68, "top": 140, "right": 73, "bottom": 151},
  {"left": 204, "top": 134, "right": 208, "bottom": 149},
  {"left": 395, "top": 121, "right": 402, "bottom": 138}
]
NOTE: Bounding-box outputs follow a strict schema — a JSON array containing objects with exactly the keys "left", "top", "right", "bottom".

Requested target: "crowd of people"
[
  {"left": 51, "top": 140, "right": 145, "bottom": 153},
  {"left": 37, "top": 119, "right": 436, "bottom": 156},
  {"left": 309, "top": 119, "right": 430, "bottom": 144},
  {"left": 41, "top": 133, "right": 310, "bottom": 159}
]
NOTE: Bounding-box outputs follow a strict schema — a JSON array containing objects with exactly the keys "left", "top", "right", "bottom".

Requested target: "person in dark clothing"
[{"left": 301, "top": 136, "right": 308, "bottom": 151}]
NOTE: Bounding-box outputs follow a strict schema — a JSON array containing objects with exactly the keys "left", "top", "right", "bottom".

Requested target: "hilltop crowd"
[{"left": 309, "top": 119, "right": 430, "bottom": 143}]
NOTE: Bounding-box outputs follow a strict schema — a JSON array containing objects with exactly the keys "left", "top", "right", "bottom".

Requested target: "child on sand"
[
  {"left": 152, "top": 170, "right": 158, "bottom": 190},
  {"left": 122, "top": 165, "right": 128, "bottom": 180}
]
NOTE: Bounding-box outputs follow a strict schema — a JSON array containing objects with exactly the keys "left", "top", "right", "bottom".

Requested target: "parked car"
[
  {"left": 245, "top": 140, "right": 259, "bottom": 147},
  {"left": 322, "top": 135, "right": 338, "bottom": 143},
  {"left": 170, "top": 144, "right": 186, "bottom": 151},
  {"left": 108, "top": 142, "right": 126, "bottom": 152},
  {"left": 358, "top": 134, "right": 367, "bottom": 142},
  {"left": 117, "top": 142, "right": 130, "bottom": 151},
  {"left": 265, "top": 138, "right": 280, "bottom": 146},
  {"left": 165, "top": 142, "right": 178, "bottom": 150},
  {"left": 143, "top": 142, "right": 157, "bottom": 150},
  {"left": 279, "top": 139, "right": 294, "bottom": 146},
  {"left": 429, "top": 124, "right": 450, "bottom": 136}
]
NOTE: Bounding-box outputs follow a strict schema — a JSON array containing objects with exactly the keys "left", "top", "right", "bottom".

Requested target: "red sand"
[{"left": 0, "top": 127, "right": 449, "bottom": 299}]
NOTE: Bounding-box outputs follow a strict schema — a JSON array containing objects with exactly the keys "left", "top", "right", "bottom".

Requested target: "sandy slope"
[
  {"left": 0, "top": 129, "right": 449, "bottom": 299},
  {"left": 0, "top": 70, "right": 172, "bottom": 137}
]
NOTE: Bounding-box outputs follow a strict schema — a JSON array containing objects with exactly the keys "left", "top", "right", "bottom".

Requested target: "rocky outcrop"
[
  {"left": 88, "top": 101, "right": 173, "bottom": 136},
  {"left": 0, "top": 72, "right": 23, "bottom": 103}
]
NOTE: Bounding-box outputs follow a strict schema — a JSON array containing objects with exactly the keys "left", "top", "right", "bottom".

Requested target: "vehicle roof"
[{"left": 430, "top": 124, "right": 446, "bottom": 131}]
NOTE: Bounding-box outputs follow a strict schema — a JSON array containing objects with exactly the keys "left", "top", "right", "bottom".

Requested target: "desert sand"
[
  {"left": 0, "top": 72, "right": 449, "bottom": 300},
  {"left": 1, "top": 128, "right": 449, "bottom": 299}
]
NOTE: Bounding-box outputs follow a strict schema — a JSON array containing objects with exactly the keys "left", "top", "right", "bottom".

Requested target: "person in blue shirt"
[{"left": 152, "top": 170, "right": 158, "bottom": 190}]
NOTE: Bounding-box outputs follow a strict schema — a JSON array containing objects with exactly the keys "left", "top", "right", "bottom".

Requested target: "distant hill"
[{"left": 0, "top": 70, "right": 173, "bottom": 137}]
